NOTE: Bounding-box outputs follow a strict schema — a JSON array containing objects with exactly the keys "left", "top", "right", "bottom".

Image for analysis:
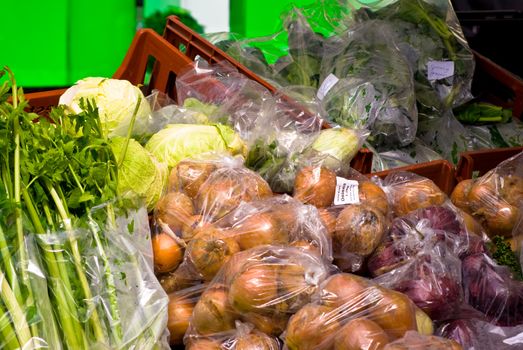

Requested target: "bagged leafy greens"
[{"left": 319, "top": 19, "right": 418, "bottom": 148}]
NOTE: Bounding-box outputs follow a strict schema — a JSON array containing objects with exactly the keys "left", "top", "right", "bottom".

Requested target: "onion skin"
[
  {"left": 169, "top": 160, "right": 217, "bottom": 198},
  {"left": 320, "top": 273, "right": 373, "bottom": 308},
  {"left": 167, "top": 296, "right": 194, "bottom": 345},
  {"left": 334, "top": 204, "right": 387, "bottom": 258},
  {"left": 196, "top": 170, "right": 272, "bottom": 220},
  {"left": 152, "top": 233, "right": 183, "bottom": 274},
  {"left": 187, "top": 227, "right": 240, "bottom": 281},
  {"left": 278, "top": 264, "right": 317, "bottom": 313},
  {"left": 159, "top": 264, "right": 200, "bottom": 293},
  {"left": 359, "top": 181, "right": 389, "bottom": 216},
  {"left": 367, "top": 289, "right": 418, "bottom": 340},
  {"left": 294, "top": 166, "right": 337, "bottom": 208},
  {"left": 500, "top": 174, "right": 523, "bottom": 207},
  {"left": 318, "top": 208, "right": 337, "bottom": 237},
  {"left": 333, "top": 318, "right": 389, "bottom": 350},
  {"left": 232, "top": 212, "right": 289, "bottom": 250},
  {"left": 451, "top": 179, "right": 474, "bottom": 213},
  {"left": 290, "top": 240, "right": 322, "bottom": 257},
  {"left": 392, "top": 179, "right": 446, "bottom": 216},
  {"left": 191, "top": 286, "right": 237, "bottom": 335},
  {"left": 186, "top": 339, "right": 222, "bottom": 350},
  {"left": 468, "top": 182, "right": 519, "bottom": 237},
  {"left": 235, "top": 332, "right": 280, "bottom": 350},
  {"left": 285, "top": 304, "right": 340, "bottom": 350},
  {"left": 229, "top": 264, "right": 279, "bottom": 314},
  {"left": 181, "top": 215, "right": 209, "bottom": 242},
  {"left": 156, "top": 192, "right": 195, "bottom": 232},
  {"left": 241, "top": 312, "right": 288, "bottom": 336}
]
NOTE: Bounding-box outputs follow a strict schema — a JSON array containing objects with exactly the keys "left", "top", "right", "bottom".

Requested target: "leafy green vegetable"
[
  {"left": 306, "top": 127, "right": 361, "bottom": 168},
  {"left": 145, "top": 123, "right": 247, "bottom": 168},
  {"left": 111, "top": 136, "right": 167, "bottom": 210},
  {"left": 58, "top": 77, "right": 151, "bottom": 137},
  {"left": 454, "top": 102, "right": 512, "bottom": 125},
  {"left": 488, "top": 236, "right": 523, "bottom": 281},
  {"left": 0, "top": 68, "right": 167, "bottom": 349}
]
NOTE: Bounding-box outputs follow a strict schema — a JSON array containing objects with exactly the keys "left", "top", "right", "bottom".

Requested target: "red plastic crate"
[{"left": 455, "top": 146, "right": 523, "bottom": 181}]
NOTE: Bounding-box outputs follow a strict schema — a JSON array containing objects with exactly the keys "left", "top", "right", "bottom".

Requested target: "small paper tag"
[
  {"left": 317, "top": 74, "right": 339, "bottom": 100},
  {"left": 334, "top": 177, "right": 360, "bottom": 205},
  {"left": 427, "top": 60, "right": 455, "bottom": 80}
]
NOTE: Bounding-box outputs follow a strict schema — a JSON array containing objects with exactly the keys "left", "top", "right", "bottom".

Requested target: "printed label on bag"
[
  {"left": 334, "top": 177, "right": 360, "bottom": 205},
  {"left": 317, "top": 74, "right": 340, "bottom": 100},
  {"left": 427, "top": 60, "right": 454, "bottom": 80}
]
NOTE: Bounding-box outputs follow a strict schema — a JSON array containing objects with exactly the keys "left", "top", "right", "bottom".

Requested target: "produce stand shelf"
[{"left": 456, "top": 146, "right": 523, "bottom": 181}]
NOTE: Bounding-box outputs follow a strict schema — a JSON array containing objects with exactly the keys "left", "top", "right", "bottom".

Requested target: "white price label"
[
  {"left": 317, "top": 74, "right": 339, "bottom": 100},
  {"left": 427, "top": 60, "right": 455, "bottom": 80},
  {"left": 334, "top": 177, "right": 360, "bottom": 205}
]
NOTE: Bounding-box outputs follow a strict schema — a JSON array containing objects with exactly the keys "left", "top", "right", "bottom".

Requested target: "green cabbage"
[
  {"left": 145, "top": 123, "right": 247, "bottom": 168},
  {"left": 308, "top": 127, "right": 361, "bottom": 169},
  {"left": 111, "top": 136, "right": 167, "bottom": 210},
  {"left": 59, "top": 77, "right": 151, "bottom": 137}
]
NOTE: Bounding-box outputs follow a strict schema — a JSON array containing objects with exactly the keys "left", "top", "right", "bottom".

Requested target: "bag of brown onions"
[
  {"left": 183, "top": 245, "right": 332, "bottom": 346},
  {"left": 282, "top": 272, "right": 434, "bottom": 350},
  {"left": 292, "top": 165, "right": 391, "bottom": 272}
]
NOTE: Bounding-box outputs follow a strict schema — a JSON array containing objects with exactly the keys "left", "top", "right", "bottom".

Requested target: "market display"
[{"left": 2, "top": 0, "right": 523, "bottom": 348}]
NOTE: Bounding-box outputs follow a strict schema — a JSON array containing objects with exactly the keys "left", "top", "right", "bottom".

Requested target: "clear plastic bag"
[
  {"left": 349, "top": 0, "right": 475, "bottom": 110},
  {"left": 383, "top": 330, "right": 463, "bottom": 350},
  {"left": 450, "top": 151, "right": 523, "bottom": 239},
  {"left": 292, "top": 166, "right": 390, "bottom": 272},
  {"left": 438, "top": 317, "right": 523, "bottom": 350},
  {"left": 461, "top": 252, "right": 523, "bottom": 327},
  {"left": 184, "top": 246, "right": 332, "bottom": 346},
  {"left": 153, "top": 157, "right": 334, "bottom": 286},
  {"left": 370, "top": 138, "right": 444, "bottom": 172},
  {"left": 282, "top": 272, "right": 430, "bottom": 350},
  {"left": 11, "top": 203, "right": 170, "bottom": 350},
  {"left": 319, "top": 19, "right": 418, "bottom": 148}
]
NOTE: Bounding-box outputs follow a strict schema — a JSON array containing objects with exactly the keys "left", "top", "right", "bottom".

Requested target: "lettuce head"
[
  {"left": 59, "top": 77, "right": 151, "bottom": 137},
  {"left": 145, "top": 123, "right": 247, "bottom": 168},
  {"left": 111, "top": 136, "right": 167, "bottom": 210}
]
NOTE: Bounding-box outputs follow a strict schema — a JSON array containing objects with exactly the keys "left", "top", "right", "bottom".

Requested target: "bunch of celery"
[{"left": 0, "top": 68, "right": 167, "bottom": 349}]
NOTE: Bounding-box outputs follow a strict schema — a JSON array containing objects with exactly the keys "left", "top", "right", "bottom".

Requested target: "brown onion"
[
  {"left": 167, "top": 296, "right": 194, "bottom": 345},
  {"left": 318, "top": 208, "right": 337, "bottom": 237},
  {"left": 156, "top": 192, "right": 195, "bottom": 232},
  {"left": 294, "top": 166, "right": 337, "bottom": 208},
  {"left": 235, "top": 332, "right": 280, "bottom": 350},
  {"left": 450, "top": 179, "right": 474, "bottom": 212},
  {"left": 187, "top": 227, "right": 240, "bottom": 281},
  {"left": 359, "top": 181, "right": 389, "bottom": 216},
  {"left": 241, "top": 312, "right": 288, "bottom": 336},
  {"left": 284, "top": 304, "right": 339, "bottom": 350},
  {"left": 169, "top": 160, "right": 218, "bottom": 198},
  {"left": 191, "top": 286, "right": 237, "bottom": 335},
  {"left": 229, "top": 264, "right": 279, "bottom": 314},
  {"left": 232, "top": 212, "right": 289, "bottom": 250},
  {"left": 393, "top": 179, "right": 446, "bottom": 216},
  {"left": 320, "top": 273, "right": 373, "bottom": 308},
  {"left": 186, "top": 339, "right": 222, "bottom": 350},
  {"left": 152, "top": 233, "right": 183, "bottom": 274},
  {"left": 333, "top": 318, "right": 389, "bottom": 350}
]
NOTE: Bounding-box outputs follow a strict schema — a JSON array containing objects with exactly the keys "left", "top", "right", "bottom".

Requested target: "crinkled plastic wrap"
[
  {"left": 417, "top": 110, "right": 476, "bottom": 164},
  {"left": 246, "top": 95, "right": 365, "bottom": 193},
  {"left": 184, "top": 321, "right": 281, "bottom": 350},
  {"left": 184, "top": 246, "right": 332, "bottom": 345},
  {"left": 378, "top": 171, "right": 448, "bottom": 217},
  {"left": 292, "top": 166, "right": 390, "bottom": 272},
  {"left": 153, "top": 157, "right": 333, "bottom": 288},
  {"left": 166, "top": 283, "right": 207, "bottom": 346},
  {"left": 175, "top": 60, "right": 274, "bottom": 138},
  {"left": 461, "top": 252, "right": 523, "bottom": 327},
  {"left": 438, "top": 317, "right": 523, "bottom": 350},
  {"left": 282, "top": 272, "right": 431, "bottom": 350},
  {"left": 2, "top": 203, "right": 169, "bottom": 350},
  {"left": 383, "top": 330, "right": 462, "bottom": 350},
  {"left": 349, "top": 0, "right": 475, "bottom": 111},
  {"left": 450, "top": 151, "right": 523, "bottom": 239},
  {"left": 369, "top": 138, "right": 443, "bottom": 172},
  {"left": 319, "top": 19, "right": 418, "bottom": 148}
]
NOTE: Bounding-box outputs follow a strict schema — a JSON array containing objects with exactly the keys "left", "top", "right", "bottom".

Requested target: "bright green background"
[{"left": 0, "top": 0, "right": 136, "bottom": 87}]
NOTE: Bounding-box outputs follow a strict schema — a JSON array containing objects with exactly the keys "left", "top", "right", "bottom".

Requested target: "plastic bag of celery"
[
  {"left": 0, "top": 202, "right": 169, "bottom": 350},
  {"left": 348, "top": 0, "right": 475, "bottom": 111}
]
